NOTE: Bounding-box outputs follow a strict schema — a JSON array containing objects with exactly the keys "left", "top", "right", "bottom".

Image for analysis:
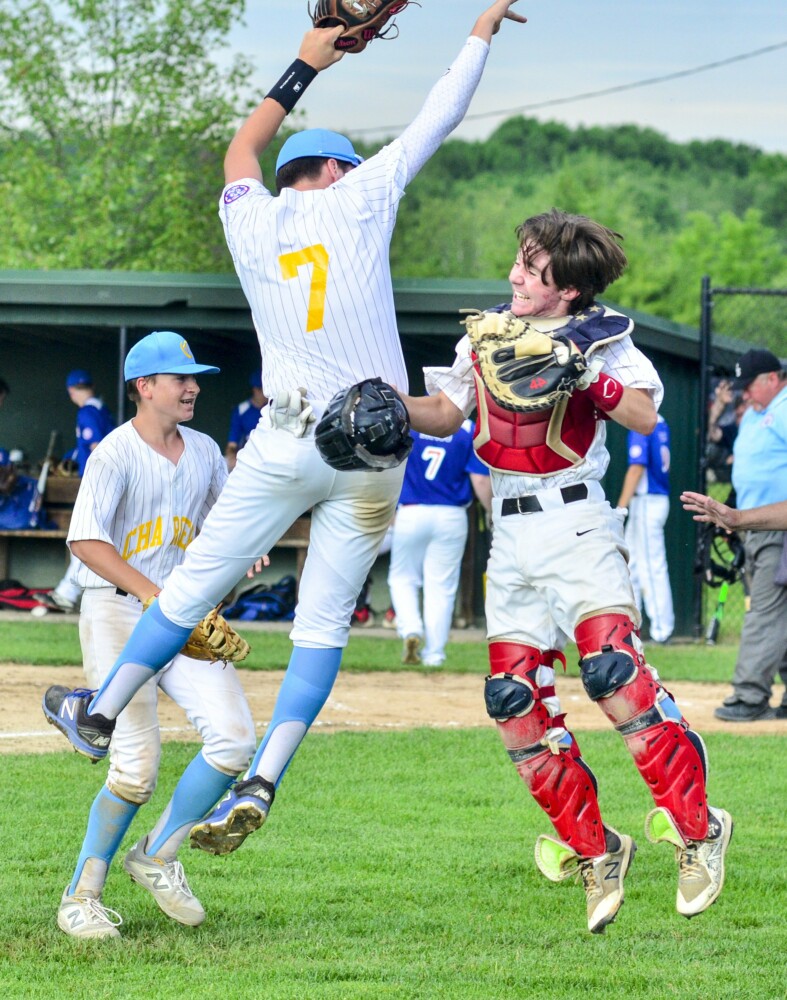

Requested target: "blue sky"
[{"left": 224, "top": 0, "right": 786, "bottom": 153}]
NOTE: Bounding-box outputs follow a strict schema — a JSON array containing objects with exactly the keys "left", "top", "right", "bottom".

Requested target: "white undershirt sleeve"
[{"left": 398, "top": 35, "right": 490, "bottom": 183}]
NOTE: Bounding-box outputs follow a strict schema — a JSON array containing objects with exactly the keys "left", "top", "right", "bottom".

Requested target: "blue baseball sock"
[
  {"left": 70, "top": 786, "right": 139, "bottom": 896},
  {"left": 146, "top": 752, "right": 236, "bottom": 859},
  {"left": 89, "top": 602, "right": 192, "bottom": 719},
  {"left": 250, "top": 645, "right": 342, "bottom": 787}
]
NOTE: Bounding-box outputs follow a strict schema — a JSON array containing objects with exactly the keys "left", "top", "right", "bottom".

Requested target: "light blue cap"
[
  {"left": 275, "top": 129, "right": 363, "bottom": 173},
  {"left": 124, "top": 331, "right": 220, "bottom": 380}
]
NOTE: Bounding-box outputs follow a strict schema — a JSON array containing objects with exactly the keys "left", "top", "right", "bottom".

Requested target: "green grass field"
[
  {"left": 1, "top": 621, "right": 784, "bottom": 999},
  {"left": 0, "top": 618, "right": 742, "bottom": 683}
]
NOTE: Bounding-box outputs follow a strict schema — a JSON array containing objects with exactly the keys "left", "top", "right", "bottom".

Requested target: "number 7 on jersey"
[{"left": 279, "top": 244, "right": 329, "bottom": 333}]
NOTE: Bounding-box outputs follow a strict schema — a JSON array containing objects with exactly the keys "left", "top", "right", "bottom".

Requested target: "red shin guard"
[
  {"left": 487, "top": 641, "right": 605, "bottom": 857},
  {"left": 575, "top": 614, "right": 709, "bottom": 842}
]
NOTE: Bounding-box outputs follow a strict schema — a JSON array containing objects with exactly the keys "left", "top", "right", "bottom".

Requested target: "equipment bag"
[
  {"left": 222, "top": 575, "right": 297, "bottom": 622},
  {"left": 0, "top": 579, "right": 52, "bottom": 611}
]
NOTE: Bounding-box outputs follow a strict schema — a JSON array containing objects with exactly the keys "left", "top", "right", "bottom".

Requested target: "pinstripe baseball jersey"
[
  {"left": 219, "top": 36, "right": 492, "bottom": 407},
  {"left": 425, "top": 319, "right": 663, "bottom": 497},
  {"left": 67, "top": 421, "right": 227, "bottom": 589}
]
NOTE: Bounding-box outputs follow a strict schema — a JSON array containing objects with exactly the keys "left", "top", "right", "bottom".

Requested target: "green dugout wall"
[{"left": 0, "top": 270, "right": 751, "bottom": 636}]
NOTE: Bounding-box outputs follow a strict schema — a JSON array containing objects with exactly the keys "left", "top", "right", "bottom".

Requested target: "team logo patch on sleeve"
[{"left": 223, "top": 184, "right": 251, "bottom": 204}]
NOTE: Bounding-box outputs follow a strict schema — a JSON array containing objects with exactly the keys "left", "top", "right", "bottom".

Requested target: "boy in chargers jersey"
[
  {"left": 50, "top": 332, "right": 255, "bottom": 939},
  {"left": 43, "top": 2, "right": 526, "bottom": 859}
]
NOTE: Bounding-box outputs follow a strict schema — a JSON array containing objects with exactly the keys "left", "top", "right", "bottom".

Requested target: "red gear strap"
[{"left": 584, "top": 372, "right": 624, "bottom": 413}]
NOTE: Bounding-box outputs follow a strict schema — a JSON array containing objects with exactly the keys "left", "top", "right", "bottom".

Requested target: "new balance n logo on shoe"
[
  {"left": 60, "top": 699, "right": 78, "bottom": 721},
  {"left": 603, "top": 859, "right": 621, "bottom": 882}
]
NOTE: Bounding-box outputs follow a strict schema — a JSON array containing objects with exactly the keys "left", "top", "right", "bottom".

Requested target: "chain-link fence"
[{"left": 696, "top": 282, "right": 787, "bottom": 642}]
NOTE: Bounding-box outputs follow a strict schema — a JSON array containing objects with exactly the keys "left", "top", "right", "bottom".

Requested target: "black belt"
[{"left": 501, "top": 483, "right": 589, "bottom": 516}]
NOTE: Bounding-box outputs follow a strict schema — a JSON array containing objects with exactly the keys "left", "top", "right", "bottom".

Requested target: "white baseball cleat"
[
  {"left": 57, "top": 888, "right": 122, "bottom": 940},
  {"left": 535, "top": 827, "right": 636, "bottom": 934},
  {"left": 123, "top": 840, "right": 206, "bottom": 926},
  {"left": 645, "top": 805, "right": 733, "bottom": 917}
]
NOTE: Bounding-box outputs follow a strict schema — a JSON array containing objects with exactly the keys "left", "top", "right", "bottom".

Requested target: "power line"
[{"left": 351, "top": 40, "right": 787, "bottom": 135}]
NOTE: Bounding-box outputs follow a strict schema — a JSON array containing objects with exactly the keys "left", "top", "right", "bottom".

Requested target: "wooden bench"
[
  {"left": 0, "top": 519, "right": 313, "bottom": 583},
  {"left": 0, "top": 529, "right": 69, "bottom": 579},
  {"left": 0, "top": 508, "right": 486, "bottom": 625}
]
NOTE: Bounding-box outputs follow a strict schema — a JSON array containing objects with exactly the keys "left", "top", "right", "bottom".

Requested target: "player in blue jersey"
[
  {"left": 225, "top": 371, "right": 268, "bottom": 471},
  {"left": 388, "top": 421, "right": 491, "bottom": 667},
  {"left": 65, "top": 369, "right": 116, "bottom": 477},
  {"left": 38, "top": 370, "right": 116, "bottom": 614},
  {"left": 616, "top": 414, "right": 674, "bottom": 644}
]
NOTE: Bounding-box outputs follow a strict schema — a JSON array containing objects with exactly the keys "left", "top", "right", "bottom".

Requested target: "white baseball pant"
[
  {"left": 79, "top": 588, "right": 256, "bottom": 803},
  {"left": 625, "top": 494, "right": 675, "bottom": 642},
  {"left": 160, "top": 411, "right": 404, "bottom": 649},
  {"left": 388, "top": 504, "right": 469, "bottom": 666}
]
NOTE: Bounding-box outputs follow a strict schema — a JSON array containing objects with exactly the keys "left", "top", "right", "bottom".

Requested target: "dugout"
[{"left": 0, "top": 269, "right": 746, "bottom": 636}]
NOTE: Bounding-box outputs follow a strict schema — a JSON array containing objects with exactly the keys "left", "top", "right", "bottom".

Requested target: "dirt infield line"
[{"left": 2, "top": 664, "right": 784, "bottom": 755}]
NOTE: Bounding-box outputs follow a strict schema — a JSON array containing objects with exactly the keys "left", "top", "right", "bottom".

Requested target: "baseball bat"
[
  {"left": 28, "top": 430, "right": 58, "bottom": 527},
  {"left": 705, "top": 579, "right": 729, "bottom": 645}
]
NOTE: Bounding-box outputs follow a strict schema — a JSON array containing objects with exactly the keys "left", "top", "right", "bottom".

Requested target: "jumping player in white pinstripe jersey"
[
  {"left": 51, "top": 332, "right": 256, "bottom": 939},
  {"left": 43, "top": 2, "right": 527, "bottom": 858},
  {"left": 402, "top": 209, "right": 732, "bottom": 933}
]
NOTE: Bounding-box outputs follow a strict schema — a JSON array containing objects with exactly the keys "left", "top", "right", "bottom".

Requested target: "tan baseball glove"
[
  {"left": 462, "top": 309, "right": 588, "bottom": 412},
  {"left": 181, "top": 608, "right": 251, "bottom": 664},
  {"left": 309, "top": 0, "right": 414, "bottom": 53},
  {"left": 142, "top": 598, "right": 250, "bottom": 664}
]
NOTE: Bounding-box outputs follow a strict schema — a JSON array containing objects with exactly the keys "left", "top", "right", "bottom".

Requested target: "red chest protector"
[
  {"left": 471, "top": 364, "right": 601, "bottom": 475},
  {"left": 466, "top": 302, "right": 634, "bottom": 476}
]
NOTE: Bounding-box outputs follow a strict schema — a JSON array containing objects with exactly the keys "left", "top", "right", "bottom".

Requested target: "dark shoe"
[
  {"left": 42, "top": 686, "right": 115, "bottom": 760},
  {"left": 189, "top": 776, "right": 275, "bottom": 856},
  {"left": 714, "top": 700, "right": 774, "bottom": 722},
  {"left": 773, "top": 706, "right": 787, "bottom": 720}
]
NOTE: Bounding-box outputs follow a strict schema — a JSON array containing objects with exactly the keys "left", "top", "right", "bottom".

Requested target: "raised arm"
[
  {"left": 224, "top": 26, "right": 346, "bottom": 184},
  {"left": 397, "top": 1, "right": 526, "bottom": 181},
  {"left": 471, "top": 0, "right": 527, "bottom": 41}
]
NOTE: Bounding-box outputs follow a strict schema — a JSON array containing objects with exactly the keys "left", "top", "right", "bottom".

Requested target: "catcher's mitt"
[
  {"left": 309, "top": 0, "right": 414, "bottom": 53},
  {"left": 315, "top": 377, "right": 412, "bottom": 471},
  {"left": 462, "top": 309, "right": 588, "bottom": 412}
]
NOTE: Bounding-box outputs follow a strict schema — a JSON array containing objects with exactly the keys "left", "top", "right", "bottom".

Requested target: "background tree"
[
  {"left": 1, "top": 7, "right": 785, "bottom": 329},
  {"left": 0, "top": 0, "right": 257, "bottom": 270}
]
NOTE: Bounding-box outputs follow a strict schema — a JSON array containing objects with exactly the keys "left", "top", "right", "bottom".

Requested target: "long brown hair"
[{"left": 516, "top": 209, "right": 627, "bottom": 313}]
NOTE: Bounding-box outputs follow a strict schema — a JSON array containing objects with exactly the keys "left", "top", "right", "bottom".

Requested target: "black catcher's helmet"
[{"left": 315, "top": 377, "right": 412, "bottom": 472}]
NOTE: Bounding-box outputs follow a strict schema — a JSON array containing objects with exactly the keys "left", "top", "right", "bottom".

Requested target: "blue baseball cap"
[
  {"left": 124, "top": 331, "right": 220, "bottom": 380},
  {"left": 249, "top": 370, "right": 263, "bottom": 388},
  {"left": 66, "top": 369, "right": 93, "bottom": 388},
  {"left": 275, "top": 129, "right": 363, "bottom": 173}
]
